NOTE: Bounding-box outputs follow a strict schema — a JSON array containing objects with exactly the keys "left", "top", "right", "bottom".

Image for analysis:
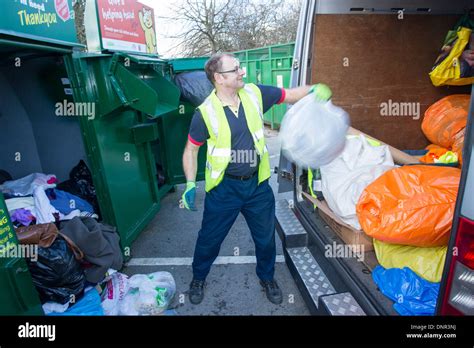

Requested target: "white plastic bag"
[
  {"left": 279, "top": 95, "right": 350, "bottom": 168},
  {"left": 118, "top": 272, "right": 176, "bottom": 315},
  {"left": 320, "top": 135, "right": 395, "bottom": 229},
  {"left": 101, "top": 272, "right": 129, "bottom": 316}
]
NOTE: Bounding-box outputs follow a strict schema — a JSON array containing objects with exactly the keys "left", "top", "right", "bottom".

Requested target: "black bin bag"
[
  {"left": 26, "top": 236, "right": 85, "bottom": 304},
  {"left": 174, "top": 71, "right": 214, "bottom": 107}
]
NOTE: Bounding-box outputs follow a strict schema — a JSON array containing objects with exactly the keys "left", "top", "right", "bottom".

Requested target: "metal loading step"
[{"left": 275, "top": 199, "right": 366, "bottom": 316}]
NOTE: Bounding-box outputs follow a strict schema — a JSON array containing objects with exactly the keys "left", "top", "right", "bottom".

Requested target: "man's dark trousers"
[{"left": 192, "top": 175, "right": 276, "bottom": 282}]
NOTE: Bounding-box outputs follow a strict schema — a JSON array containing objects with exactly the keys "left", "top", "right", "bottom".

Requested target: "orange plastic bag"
[
  {"left": 419, "top": 144, "right": 449, "bottom": 163},
  {"left": 421, "top": 95, "right": 470, "bottom": 148},
  {"left": 356, "top": 166, "right": 461, "bottom": 247}
]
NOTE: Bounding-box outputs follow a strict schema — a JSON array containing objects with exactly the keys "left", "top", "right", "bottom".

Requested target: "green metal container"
[
  {"left": 0, "top": 0, "right": 83, "bottom": 315},
  {"left": 0, "top": 193, "right": 43, "bottom": 315},
  {"left": 233, "top": 43, "right": 295, "bottom": 128},
  {"left": 169, "top": 57, "right": 209, "bottom": 72},
  {"left": 157, "top": 102, "right": 207, "bottom": 186},
  {"left": 0, "top": 0, "right": 207, "bottom": 315},
  {"left": 63, "top": 51, "right": 207, "bottom": 253}
]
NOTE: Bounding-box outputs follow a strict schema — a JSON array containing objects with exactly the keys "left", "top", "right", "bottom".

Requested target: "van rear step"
[
  {"left": 275, "top": 200, "right": 307, "bottom": 248},
  {"left": 276, "top": 199, "right": 366, "bottom": 315},
  {"left": 285, "top": 246, "right": 336, "bottom": 314},
  {"left": 319, "top": 292, "right": 366, "bottom": 316}
]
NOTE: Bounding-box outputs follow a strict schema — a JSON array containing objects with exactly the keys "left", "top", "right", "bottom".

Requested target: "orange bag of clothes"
[
  {"left": 357, "top": 166, "right": 461, "bottom": 247},
  {"left": 421, "top": 95, "right": 470, "bottom": 148}
]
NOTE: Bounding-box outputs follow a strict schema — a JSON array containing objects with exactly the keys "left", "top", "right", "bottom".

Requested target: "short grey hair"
[{"left": 205, "top": 52, "right": 236, "bottom": 85}]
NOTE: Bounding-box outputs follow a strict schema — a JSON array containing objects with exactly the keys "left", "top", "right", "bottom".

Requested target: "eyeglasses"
[{"left": 218, "top": 66, "right": 242, "bottom": 74}]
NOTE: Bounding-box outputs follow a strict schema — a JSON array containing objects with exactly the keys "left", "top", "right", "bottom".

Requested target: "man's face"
[{"left": 214, "top": 56, "right": 245, "bottom": 90}]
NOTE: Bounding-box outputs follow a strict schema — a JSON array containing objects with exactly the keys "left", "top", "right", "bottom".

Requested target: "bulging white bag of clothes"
[
  {"left": 320, "top": 135, "right": 396, "bottom": 229},
  {"left": 101, "top": 271, "right": 129, "bottom": 316},
  {"left": 279, "top": 95, "right": 350, "bottom": 168},
  {"left": 118, "top": 272, "right": 176, "bottom": 315}
]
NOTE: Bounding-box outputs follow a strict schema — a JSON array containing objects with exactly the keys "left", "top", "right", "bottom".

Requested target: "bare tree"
[
  {"left": 73, "top": 0, "right": 87, "bottom": 47},
  {"left": 166, "top": 0, "right": 301, "bottom": 57},
  {"left": 263, "top": 0, "right": 302, "bottom": 46},
  {"left": 165, "top": 0, "right": 237, "bottom": 57}
]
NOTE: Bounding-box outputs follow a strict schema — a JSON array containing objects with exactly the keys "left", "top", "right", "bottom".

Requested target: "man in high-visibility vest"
[{"left": 182, "top": 53, "right": 332, "bottom": 305}]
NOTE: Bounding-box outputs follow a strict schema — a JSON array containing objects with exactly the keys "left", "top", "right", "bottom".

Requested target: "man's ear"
[{"left": 214, "top": 72, "right": 222, "bottom": 85}]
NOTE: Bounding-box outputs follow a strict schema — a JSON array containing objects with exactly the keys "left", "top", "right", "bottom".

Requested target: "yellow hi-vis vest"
[{"left": 198, "top": 83, "right": 271, "bottom": 192}]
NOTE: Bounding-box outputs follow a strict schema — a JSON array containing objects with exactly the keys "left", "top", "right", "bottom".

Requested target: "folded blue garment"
[{"left": 47, "top": 189, "right": 94, "bottom": 214}]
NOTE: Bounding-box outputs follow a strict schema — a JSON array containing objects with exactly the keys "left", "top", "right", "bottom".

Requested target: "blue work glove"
[
  {"left": 310, "top": 83, "right": 332, "bottom": 102},
  {"left": 182, "top": 182, "right": 197, "bottom": 211}
]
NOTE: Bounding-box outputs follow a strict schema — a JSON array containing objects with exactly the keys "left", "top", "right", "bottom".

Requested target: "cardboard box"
[{"left": 302, "top": 192, "right": 374, "bottom": 252}]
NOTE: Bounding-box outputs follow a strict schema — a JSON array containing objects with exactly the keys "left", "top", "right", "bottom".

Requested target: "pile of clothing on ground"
[
  {"left": 316, "top": 94, "right": 468, "bottom": 315},
  {"left": 13, "top": 216, "right": 176, "bottom": 315},
  {"left": 1, "top": 161, "right": 176, "bottom": 315},
  {"left": 0, "top": 160, "right": 100, "bottom": 227},
  {"left": 12, "top": 215, "right": 124, "bottom": 315}
]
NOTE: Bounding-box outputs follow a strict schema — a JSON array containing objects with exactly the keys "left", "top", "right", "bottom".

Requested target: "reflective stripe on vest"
[
  {"left": 243, "top": 84, "right": 264, "bottom": 121},
  {"left": 198, "top": 83, "right": 271, "bottom": 192}
]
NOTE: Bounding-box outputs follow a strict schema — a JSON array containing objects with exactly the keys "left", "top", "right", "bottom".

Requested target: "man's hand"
[
  {"left": 182, "top": 182, "right": 197, "bottom": 211},
  {"left": 310, "top": 83, "right": 332, "bottom": 102}
]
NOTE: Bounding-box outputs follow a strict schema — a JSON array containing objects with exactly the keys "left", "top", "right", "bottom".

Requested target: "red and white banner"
[
  {"left": 55, "top": 0, "right": 71, "bottom": 22},
  {"left": 97, "top": 0, "right": 156, "bottom": 54}
]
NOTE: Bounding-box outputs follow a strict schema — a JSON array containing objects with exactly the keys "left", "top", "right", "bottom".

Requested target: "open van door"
[
  {"left": 276, "top": 0, "right": 316, "bottom": 194},
  {"left": 277, "top": 0, "right": 474, "bottom": 316},
  {"left": 437, "top": 84, "right": 474, "bottom": 316}
]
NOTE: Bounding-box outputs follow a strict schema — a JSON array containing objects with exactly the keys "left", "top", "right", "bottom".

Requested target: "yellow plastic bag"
[
  {"left": 374, "top": 239, "right": 447, "bottom": 283},
  {"left": 429, "top": 27, "right": 474, "bottom": 86}
]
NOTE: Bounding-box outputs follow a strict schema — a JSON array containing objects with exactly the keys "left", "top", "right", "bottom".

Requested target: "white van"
[{"left": 276, "top": 0, "right": 474, "bottom": 315}]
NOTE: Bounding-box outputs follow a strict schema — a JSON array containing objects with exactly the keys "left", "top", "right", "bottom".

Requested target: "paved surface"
[{"left": 123, "top": 127, "right": 309, "bottom": 315}]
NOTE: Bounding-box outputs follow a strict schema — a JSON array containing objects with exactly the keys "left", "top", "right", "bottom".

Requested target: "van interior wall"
[
  {"left": 0, "top": 56, "right": 87, "bottom": 182},
  {"left": 312, "top": 14, "right": 472, "bottom": 149}
]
